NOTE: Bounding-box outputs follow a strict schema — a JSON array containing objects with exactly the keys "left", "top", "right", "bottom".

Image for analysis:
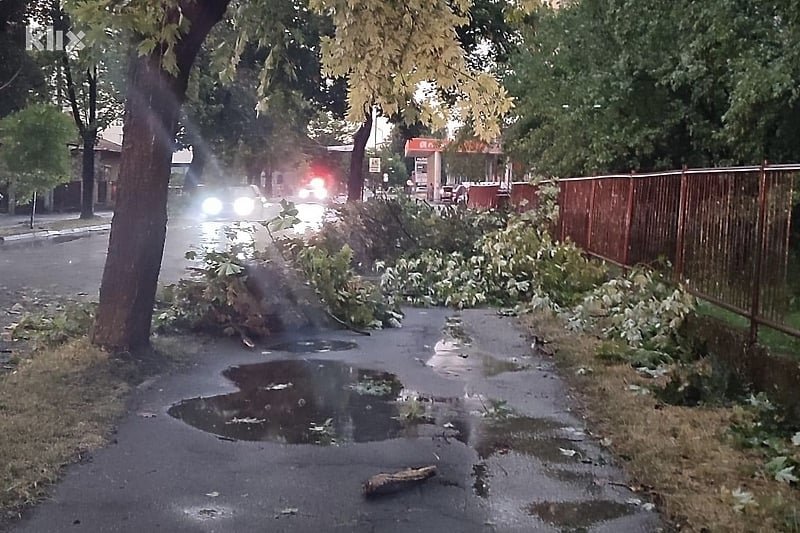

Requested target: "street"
[{"left": 0, "top": 198, "right": 327, "bottom": 308}]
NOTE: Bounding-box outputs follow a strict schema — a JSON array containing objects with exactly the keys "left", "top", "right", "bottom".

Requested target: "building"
[{"left": 53, "top": 137, "right": 123, "bottom": 211}]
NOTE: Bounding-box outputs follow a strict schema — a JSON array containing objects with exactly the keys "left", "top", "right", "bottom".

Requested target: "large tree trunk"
[
  {"left": 92, "top": 1, "right": 230, "bottom": 352},
  {"left": 348, "top": 110, "right": 373, "bottom": 202}
]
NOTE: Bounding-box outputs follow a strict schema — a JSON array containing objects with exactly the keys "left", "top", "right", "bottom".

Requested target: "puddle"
[
  {"left": 168, "top": 360, "right": 468, "bottom": 444},
  {"left": 183, "top": 505, "right": 232, "bottom": 522},
  {"left": 482, "top": 356, "right": 528, "bottom": 377},
  {"left": 527, "top": 500, "right": 635, "bottom": 529},
  {"left": 265, "top": 339, "right": 358, "bottom": 353},
  {"left": 430, "top": 316, "right": 527, "bottom": 378},
  {"left": 475, "top": 416, "right": 581, "bottom": 463},
  {"left": 444, "top": 315, "right": 472, "bottom": 344},
  {"left": 471, "top": 462, "right": 490, "bottom": 497},
  {"left": 545, "top": 469, "right": 596, "bottom": 485}
]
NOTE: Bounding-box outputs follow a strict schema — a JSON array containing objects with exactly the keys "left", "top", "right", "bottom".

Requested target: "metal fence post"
[
  {"left": 622, "top": 172, "right": 635, "bottom": 268},
  {"left": 749, "top": 161, "right": 768, "bottom": 345},
  {"left": 674, "top": 165, "right": 688, "bottom": 282},
  {"left": 560, "top": 182, "right": 567, "bottom": 242},
  {"left": 586, "top": 178, "right": 597, "bottom": 252}
]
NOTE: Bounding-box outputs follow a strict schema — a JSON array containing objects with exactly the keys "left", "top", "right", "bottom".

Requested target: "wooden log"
[{"left": 362, "top": 466, "right": 438, "bottom": 498}]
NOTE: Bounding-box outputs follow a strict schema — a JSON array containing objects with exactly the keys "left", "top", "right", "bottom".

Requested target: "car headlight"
[
  {"left": 313, "top": 188, "right": 328, "bottom": 200},
  {"left": 299, "top": 188, "right": 310, "bottom": 199},
  {"left": 202, "top": 197, "right": 223, "bottom": 216},
  {"left": 233, "top": 197, "right": 255, "bottom": 216}
]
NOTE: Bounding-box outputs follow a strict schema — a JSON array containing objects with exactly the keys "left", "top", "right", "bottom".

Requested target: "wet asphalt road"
[
  {"left": 10, "top": 309, "right": 661, "bottom": 532},
  {"left": 0, "top": 199, "right": 328, "bottom": 312}
]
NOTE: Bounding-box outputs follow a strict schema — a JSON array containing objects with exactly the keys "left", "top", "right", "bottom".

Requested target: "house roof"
[{"left": 69, "top": 138, "right": 123, "bottom": 153}]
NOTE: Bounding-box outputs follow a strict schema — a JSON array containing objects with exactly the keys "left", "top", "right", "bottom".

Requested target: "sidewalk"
[
  {"left": 0, "top": 211, "right": 113, "bottom": 245},
  {"left": 0, "top": 210, "right": 113, "bottom": 228},
  {"left": 12, "top": 309, "right": 661, "bottom": 532}
]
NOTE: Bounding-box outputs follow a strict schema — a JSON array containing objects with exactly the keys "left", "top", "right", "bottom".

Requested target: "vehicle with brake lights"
[{"left": 297, "top": 176, "right": 329, "bottom": 202}]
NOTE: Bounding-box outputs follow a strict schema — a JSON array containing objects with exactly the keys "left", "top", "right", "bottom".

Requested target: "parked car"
[
  {"left": 197, "top": 184, "right": 270, "bottom": 221},
  {"left": 453, "top": 183, "right": 468, "bottom": 204},
  {"left": 440, "top": 185, "right": 454, "bottom": 204}
]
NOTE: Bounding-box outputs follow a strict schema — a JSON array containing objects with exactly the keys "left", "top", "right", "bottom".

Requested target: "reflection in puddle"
[
  {"left": 475, "top": 417, "right": 579, "bottom": 463},
  {"left": 168, "top": 360, "right": 477, "bottom": 444},
  {"left": 527, "top": 500, "right": 635, "bottom": 529},
  {"left": 428, "top": 316, "right": 528, "bottom": 378},
  {"left": 265, "top": 339, "right": 358, "bottom": 353},
  {"left": 168, "top": 359, "right": 576, "bottom": 462},
  {"left": 482, "top": 356, "right": 527, "bottom": 377},
  {"left": 471, "top": 462, "right": 490, "bottom": 498},
  {"left": 183, "top": 505, "right": 232, "bottom": 522}
]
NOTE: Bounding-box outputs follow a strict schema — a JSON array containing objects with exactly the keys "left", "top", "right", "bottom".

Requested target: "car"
[
  {"left": 197, "top": 184, "right": 270, "bottom": 221},
  {"left": 440, "top": 185, "right": 454, "bottom": 204},
  {"left": 453, "top": 183, "right": 468, "bottom": 204},
  {"left": 297, "top": 177, "right": 329, "bottom": 202}
]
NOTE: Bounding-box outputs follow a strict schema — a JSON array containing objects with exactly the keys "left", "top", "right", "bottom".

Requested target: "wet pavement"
[{"left": 10, "top": 308, "right": 662, "bottom": 532}]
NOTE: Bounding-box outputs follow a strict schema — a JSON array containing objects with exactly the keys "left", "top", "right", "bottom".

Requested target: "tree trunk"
[
  {"left": 92, "top": 1, "right": 229, "bottom": 352},
  {"left": 348, "top": 110, "right": 373, "bottom": 202},
  {"left": 7, "top": 184, "right": 15, "bottom": 216},
  {"left": 80, "top": 67, "right": 97, "bottom": 219},
  {"left": 80, "top": 129, "right": 96, "bottom": 219}
]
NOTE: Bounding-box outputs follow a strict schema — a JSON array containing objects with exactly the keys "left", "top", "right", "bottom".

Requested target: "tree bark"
[
  {"left": 92, "top": 1, "right": 230, "bottom": 352},
  {"left": 348, "top": 109, "right": 373, "bottom": 202},
  {"left": 80, "top": 69, "right": 97, "bottom": 219}
]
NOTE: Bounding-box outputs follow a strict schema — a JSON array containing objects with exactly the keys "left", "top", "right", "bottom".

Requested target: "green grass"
[{"left": 695, "top": 300, "right": 800, "bottom": 359}]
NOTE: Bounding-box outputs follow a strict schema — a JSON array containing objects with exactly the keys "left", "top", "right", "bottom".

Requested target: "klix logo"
[{"left": 25, "top": 26, "right": 85, "bottom": 52}]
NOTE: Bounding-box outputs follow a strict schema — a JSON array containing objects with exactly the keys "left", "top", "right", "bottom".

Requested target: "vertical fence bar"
[
  {"left": 622, "top": 173, "right": 635, "bottom": 268},
  {"left": 675, "top": 165, "right": 688, "bottom": 282},
  {"left": 586, "top": 179, "right": 597, "bottom": 252},
  {"left": 560, "top": 182, "right": 567, "bottom": 242},
  {"left": 749, "top": 161, "right": 768, "bottom": 345},
  {"left": 785, "top": 171, "right": 795, "bottom": 292}
]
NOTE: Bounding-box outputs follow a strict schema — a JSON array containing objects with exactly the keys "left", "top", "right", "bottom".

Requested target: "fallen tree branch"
[
  {"left": 325, "top": 309, "right": 371, "bottom": 336},
  {"left": 363, "top": 466, "right": 437, "bottom": 498}
]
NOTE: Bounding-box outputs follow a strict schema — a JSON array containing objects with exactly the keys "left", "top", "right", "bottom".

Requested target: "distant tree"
[
  {"left": 0, "top": 104, "right": 73, "bottom": 224},
  {"left": 505, "top": 0, "right": 800, "bottom": 176},
  {"left": 0, "top": 0, "right": 47, "bottom": 120}
]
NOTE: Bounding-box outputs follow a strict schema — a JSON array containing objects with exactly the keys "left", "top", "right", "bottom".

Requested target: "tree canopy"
[
  {"left": 505, "top": 0, "right": 800, "bottom": 177},
  {"left": 0, "top": 104, "right": 74, "bottom": 203}
]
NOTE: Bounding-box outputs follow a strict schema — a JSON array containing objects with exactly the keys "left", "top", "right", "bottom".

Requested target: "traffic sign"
[{"left": 369, "top": 157, "right": 381, "bottom": 173}]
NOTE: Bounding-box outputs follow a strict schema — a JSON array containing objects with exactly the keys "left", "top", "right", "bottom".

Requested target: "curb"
[{"left": 0, "top": 223, "right": 111, "bottom": 246}]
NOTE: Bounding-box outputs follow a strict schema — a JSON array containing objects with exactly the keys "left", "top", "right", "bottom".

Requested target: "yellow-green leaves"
[
  {"left": 312, "top": 0, "right": 512, "bottom": 140},
  {"left": 64, "top": 0, "right": 185, "bottom": 74}
]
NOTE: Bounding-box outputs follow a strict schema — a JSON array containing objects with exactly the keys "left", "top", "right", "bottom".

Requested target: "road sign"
[{"left": 369, "top": 157, "right": 381, "bottom": 173}]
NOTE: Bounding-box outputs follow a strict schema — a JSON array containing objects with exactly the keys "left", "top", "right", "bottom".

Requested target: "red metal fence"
[{"left": 551, "top": 164, "right": 799, "bottom": 343}]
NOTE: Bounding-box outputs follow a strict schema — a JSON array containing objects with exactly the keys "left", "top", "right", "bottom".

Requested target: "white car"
[
  {"left": 297, "top": 177, "right": 329, "bottom": 202},
  {"left": 198, "top": 185, "right": 270, "bottom": 220}
]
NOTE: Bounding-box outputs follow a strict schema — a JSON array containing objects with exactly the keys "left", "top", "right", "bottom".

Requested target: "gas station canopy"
[{"left": 404, "top": 137, "right": 503, "bottom": 158}]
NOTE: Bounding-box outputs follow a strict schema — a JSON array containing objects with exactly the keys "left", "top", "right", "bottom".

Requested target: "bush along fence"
[{"left": 505, "top": 164, "right": 799, "bottom": 345}]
